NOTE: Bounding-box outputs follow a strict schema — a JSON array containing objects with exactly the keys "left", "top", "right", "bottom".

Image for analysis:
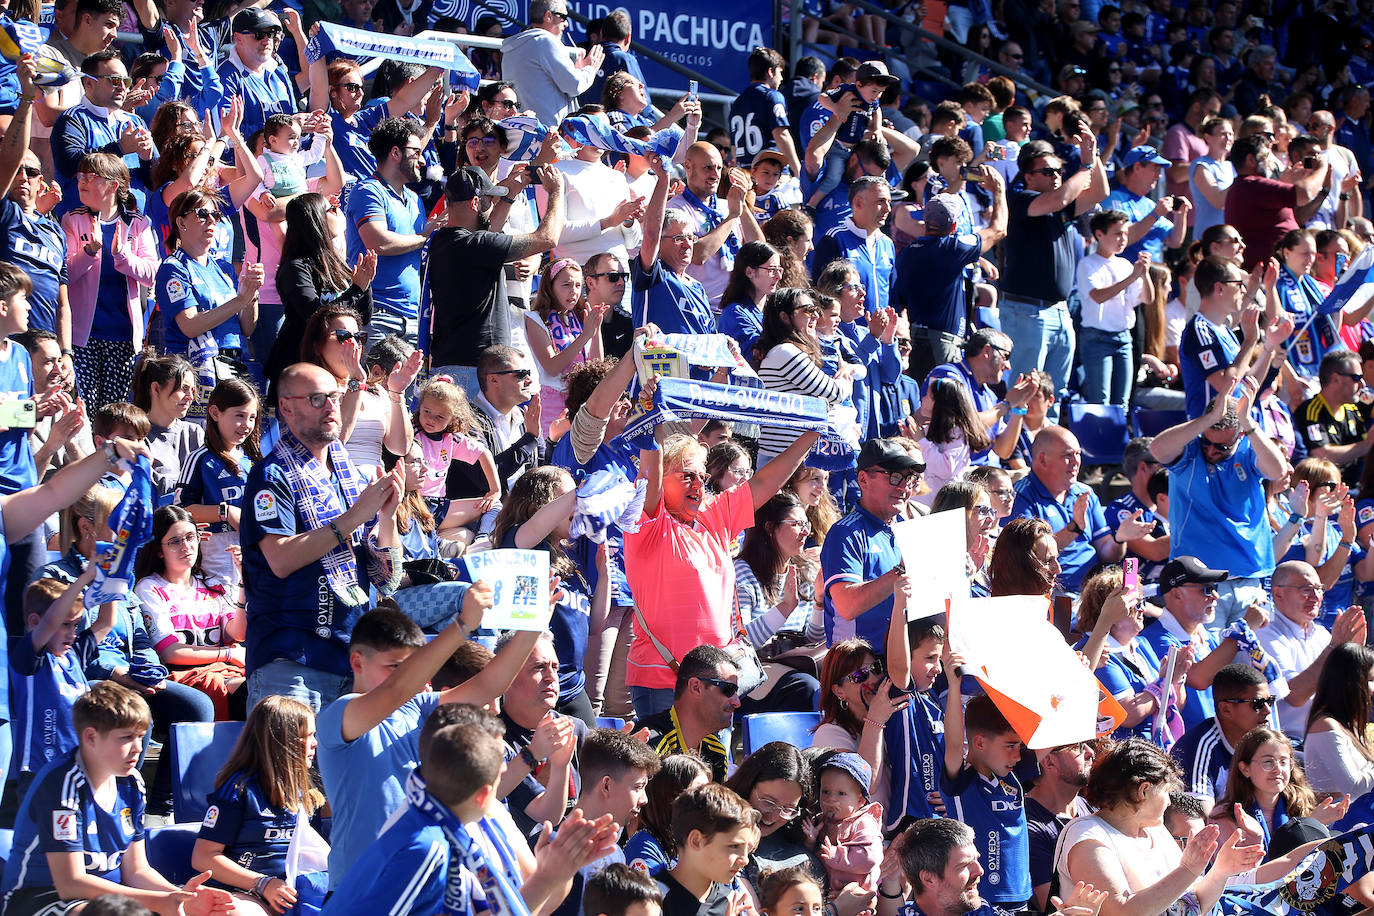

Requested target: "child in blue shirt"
[
  {"left": 1, "top": 680, "right": 236, "bottom": 916},
  {"left": 941, "top": 652, "right": 1031, "bottom": 909},
  {"left": 883, "top": 581, "right": 947, "bottom": 834}
]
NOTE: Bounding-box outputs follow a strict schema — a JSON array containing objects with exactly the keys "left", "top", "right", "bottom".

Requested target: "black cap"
[
  {"left": 1159, "top": 556, "right": 1229, "bottom": 595},
  {"left": 855, "top": 61, "right": 900, "bottom": 86},
  {"left": 1267, "top": 818, "right": 1329, "bottom": 861},
  {"left": 446, "top": 166, "right": 503, "bottom": 202},
  {"left": 857, "top": 439, "right": 921, "bottom": 473},
  {"left": 232, "top": 7, "right": 280, "bottom": 32}
]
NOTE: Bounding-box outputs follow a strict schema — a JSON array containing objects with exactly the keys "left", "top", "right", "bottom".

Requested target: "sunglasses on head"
[
  {"left": 697, "top": 676, "right": 739, "bottom": 697},
  {"left": 846, "top": 659, "right": 886, "bottom": 683},
  {"left": 332, "top": 329, "right": 366, "bottom": 343}
]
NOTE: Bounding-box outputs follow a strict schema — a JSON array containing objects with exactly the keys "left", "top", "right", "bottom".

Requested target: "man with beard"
[
  {"left": 239, "top": 362, "right": 405, "bottom": 711},
  {"left": 1025, "top": 741, "right": 1096, "bottom": 911},
  {"left": 424, "top": 164, "right": 565, "bottom": 398},
  {"left": 345, "top": 117, "right": 449, "bottom": 345}
]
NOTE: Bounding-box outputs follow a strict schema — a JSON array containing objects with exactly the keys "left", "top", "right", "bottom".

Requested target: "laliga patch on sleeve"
[
  {"left": 1359, "top": 505, "right": 1374, "bottom": 525},
  {"left": 164, "top": 277, "right": 189, "bottom": 303},
  {"left": 773, "top": 102, "right": 787, "bottom": 121},
  {"left": 52, "top": 810, "right": 78, "bottom": 842},
  {"left": 1198, "top": 349, "right": 1217, "bottom": 370},
  {"left": 254, "top": 490, "right": 276, "bottom": 521},
  {"left": 203, "top": 804, "right": 219, "bottom": 828}
]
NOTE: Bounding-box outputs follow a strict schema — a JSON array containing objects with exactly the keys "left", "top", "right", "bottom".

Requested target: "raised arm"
[
  {"left": 749, "top": 429, "right": 820, "bottom": 508},
  {"left": 639, "top": 156, "right": 671, "bottom": 271}
]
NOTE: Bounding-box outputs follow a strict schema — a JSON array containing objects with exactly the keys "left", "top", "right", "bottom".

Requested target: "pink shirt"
[
  {"left": 623, "top": 484, "right": 754, "bottom": 689},
  {"left": 1162, "top": 124, "right": 1208, "bottom": 200},
  {"left": 418, "top": 431, "right": 484, "bottom": 497},
  {"left": 134, "top": 574, "right": 235, "bottom": 654}
]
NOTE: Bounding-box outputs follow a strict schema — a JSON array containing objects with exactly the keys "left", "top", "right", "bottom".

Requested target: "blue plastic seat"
[
  {"left": 740, "top": 712, "right": 821, "bottom": 755},
  {"left": 145, "top": 823, "right": 201, "bottom": 885},
  {"left": 1063, "top": 403, "right": 1130, "bottom": 465},
  {"left": 1131, "top": 406, "right": 1188, "bottom": 438},
  {"left": 0, "top": 827, "right": 12, "bottom": 872},
  {"left": 596, "top": 717, "right": 626, "bottom": 730},
  {"left": 171, "top": 721, "right": 245, "bottom": 824}
]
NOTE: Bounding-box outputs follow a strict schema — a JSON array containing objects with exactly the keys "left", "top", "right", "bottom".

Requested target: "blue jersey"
[
  {"left": 820, "top": 503, "right": 904, "bottom": 649},
  {"left": 320, "top": 805, "right": 449, "bottom": 916},
  {"left": 1276, "top": 268, "right": 1338, "bottom": 379},
  {"left": 820, "top": 84, "right": 879, "bottom": 146},
  {"left": 156, "top": 249, "right": 243, "bottom": 355},
  {"left": 2, "top": 749, "right": 146, "bottom": 894},
  {"left": 346, "top": 176, "right": 425, "bottom": 319},
  {"left": 625, "top": 829, "right": 672, "bottom": 878},
  {"left": 717, "top": 301, "right": 764, "bottom": 361},
  {"left": 0, "top": 339, "right": 35, "bottom": 494},
  {"left": 217, "top": 56, "right": 297, "bottom": 145},
  {"left": 729, "top": 83, "right": 790, "bottom": 167},
  {"left": 332, "top": 104, "right": 388, "bottom": 183},
  {"left": 940, "top": 766, "right": 1030, "bottom": 905},
  {"left": 0, "top": 197, "right": 65, "bottom": 334},
  {"left": 1180, "top": 312, "right": 1239, "bottom": 419},
  {"left": 1141, "top": 617, "right": 1221, "bottom": 732},
  {"left": 1170, "top": 718, "right": 1233, "bottom": 802},
  {"left": 632, "top": 256, "right": 714, "bottom": 336},
  {"left": 199, "top": 770, "right": 297, "bottom": 879},
  {"left": 814, "top": 221, "right": 895, "bottom": 311},
  {"left": 10, "top": 628, "right": 97, "bottom": 776},
  {"left": 883, "top": 690, "right": 945, "bottom": 830},
  {"left": 176, "top": 448, "right": 252, "bottom": 536}
]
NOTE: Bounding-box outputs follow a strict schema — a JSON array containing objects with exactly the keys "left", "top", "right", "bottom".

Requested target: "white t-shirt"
[
  {"left": 1055, "top": 815, "right": 1200, "bottom": 916},
  {"left": 1076, "top": 252, "right": 1144, "bottom": 333}
]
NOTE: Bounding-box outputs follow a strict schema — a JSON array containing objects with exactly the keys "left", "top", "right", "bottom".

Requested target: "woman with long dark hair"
[
  {"left": 756, "top": 288, "right": 847, "bottom": 464},
  {"left": 989, "top": 517, "right": 1059, "bottom": 598},
  {"left": 930, "top": 480, "right": 996, "bottom": 595},
  {"left": 1304, "top": 642, "right": 1374, "bottom": 797},
  {"left": 724, "top": 741, "right": 824, "bottom": 894},
  {"left": 719, "top": 241, "right": 783, "bottom": 361},
  {"left": 762, "top": 209, "right": 813, "bottom": 288},
  {"left": 1208, "top": 726, "right": 1347, "bottom": 850},
  {"left": 625, "top": 753, "right": 712, "bottom": 876},
  {"left": 812, "top": 638, "right": 902, "bottom": 813},
  {"left": 267, "top": 193, "right": 375, "bottom": 400},
  {"left": 62, "top": 152, "right": 159, "bottom": 410}
]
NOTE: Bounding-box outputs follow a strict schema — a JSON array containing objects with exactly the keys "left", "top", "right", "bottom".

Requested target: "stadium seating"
[
  {"left": 1131, "top": 407, "right": 1187, "bottom": 438},
  {"left": 171, "top": 721, "right": 245, "bottom": 824},
  {"left": 1063, "top": 402, "right": 1130, "bottom": 466},
  {"left": 741, "top": 712, "right": 821, "bottom": 755}
]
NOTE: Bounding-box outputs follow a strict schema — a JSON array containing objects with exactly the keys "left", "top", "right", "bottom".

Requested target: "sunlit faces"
[
  {"left": 749, "top": 778, "right": 803, "bottom": 833},
  {"left": 818, "top": 767, "right": 867, "bottom": 822},
  {"left": 686, "top": 823, "right": 754, "bottom": 884},
  {"left": 86, "top": 725, "right": 148, "bottom": 779}
]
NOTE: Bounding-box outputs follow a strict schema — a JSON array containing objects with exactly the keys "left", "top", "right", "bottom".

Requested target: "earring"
[{"left": 839, "top": 699, "right": 849, "bottom": 711}]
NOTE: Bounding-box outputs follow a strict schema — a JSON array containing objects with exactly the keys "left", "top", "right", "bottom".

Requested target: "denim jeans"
[
  {"left": 999, "top": 299, "right": 1075, "bottom": 418},
  {"left": 1078, "top": 326, "right": 1134, "bottom": 406},
  {"left": 368, "top": 309, "right": 418, "bottom": 349},
  {"left": 247, "top": 659, "right": 353, "bottom": 714},
  {"left": 430, "top": 364, "right": 483, "bottom": 403},
  {"left": 1208, "top": 576, "right": 1271, "bottom": 634},
  {"left": 630, "top": 686, "right": 676, "bottom": 719}
]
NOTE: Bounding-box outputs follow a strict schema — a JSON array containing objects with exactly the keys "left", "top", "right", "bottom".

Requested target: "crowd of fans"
[{"left": 0, "top": 0, "right": 1373, "bottom": 911}]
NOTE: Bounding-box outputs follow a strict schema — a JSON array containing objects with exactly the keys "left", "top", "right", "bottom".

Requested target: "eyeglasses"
[
  {"left": 846, "top": 659, "right": 885, "bottom": 683},
  {"left": 331, "top": 329, "right": 366, "bottom": 343},
  {"left": 667, "top": 233, "right": 697, "bottom": 244},
  {"left": 492, "top": 368, "right": 533, "bottom": 381},
  {"left": 76, "top": 171, "right": 113, "bottom": 183},
  {"left": 678, "top": 470, "right": 709, "bottom": 484},
  {"left": 869, "top": 468, "right": 924, "bottom": 487},
  {"left": 465, "top": 136, "right": 499, "bottom": 147},
  {"left": 779, "top": 517, "right": 812, "bottom": 533},
  {"left": 1027, "top": 166, "right": 1064, "bottom": 177},
  {"left": 1219, "top": 696, "right": 1278, "bottom": 712},
  {"left": 335, "top": 81, "right": 363, "bottom": 93},
  {"left": 838, "top": 282, "right": 865, "bottom": 293},
  {"left": 754, "top": 795, "right": 801, "bottom": 819},
  {"left": 697, "top": 676, "right": 739, "bottom": 697},
  {"left": 85, "top": 73, "right": 132, "bottom": 88},
  {"left": 1249, "top": 754, "right": 1292, "bottom": 770},
  {"left": 973, "top": 505, "right": 997, "bottom": 518},
  {"left": 251, "top": 27, "right": 282, "bottom": 40},
  {"left": 1275, "top": 583, "right": 1324, "bottom": 597},
  {"left": 186, "top": 207, "right": 222, "bottom": 222},
  {"left": 282, "top": 391, "right": 345, "bottom": 408},
  {"left": 989, "top": 344, "right": 1012, "bottom": 358},
  {"left": 1178, "top": 583, "right": 1220, "bottom": 597},
  {"left": 162, "top": 532, "right": 199, "bottom": 548},
  {"left": 588, "top": 271, "right": 630, "bottom": 281},
  {"left": 755, "top": 265, "right": 785, "bottom": 275}
]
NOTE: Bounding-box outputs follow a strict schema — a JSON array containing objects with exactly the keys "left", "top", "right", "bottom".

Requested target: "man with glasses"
[
  {"left": 821, "top": 439, "right": 923, "bottom": 650},
  {"left": 1225, "top": 134, "right": 1329, "bottom": 270},
  {"left": 639, "top": 645, "right": 738, "bottom": 781},
  {"left": 240, "top": 362, "right": 405, "bottom": 712},
  {"left": 1025, "top": 741, "right": 1095, "bottom": 911},
  {"left": 1171, "top": 663, "right": 1275, "bottom": 814},
  {"left": 1297, "top": 351, "right": 1374, "bottom": 486},
  {"left": 470, "top": 345, "right": 543, "bottom": 488},
  {"left": 633, "top": 154, "right": 715, "bottom": 336},
  {"left": 500, "top": 0, "right": 603, "bottom": 126},
  {"left": 50, "top": 49, "right": 155, "bottom": 214},
  {"left": 1140, "top": 556, "right": 1231, "bottom": 731},
  {"left": 1257, "top": 559, "right": 1368, "bottom": 741},
  {"left": 1000, "top": 128, "right": 1107, "bottom": 409},
  {"left": 1107, "top": 437, "right": 1171, "bottom": 589},
  {"left": 218, "top": 8, "right": 297, "bottom": 146},
  {"left": 1150, "top": 380, "right": 1287, "bottom": 632}
]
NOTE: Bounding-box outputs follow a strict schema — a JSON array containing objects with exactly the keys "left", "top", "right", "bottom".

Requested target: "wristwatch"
[
  {"left": 218, "top": 501, "right": 229, "bottom": 521},
  {"left": 519, "top": 746, "right": 543, "bottom": 770},
  {"left": 346, "top": 377, "right": 364, "bottom": 393}
]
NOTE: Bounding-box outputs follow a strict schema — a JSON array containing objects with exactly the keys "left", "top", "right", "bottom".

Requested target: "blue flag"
[
  {"left": 305, "top": 22, "right": 479, "bottom": 90},
  {"left": 86, "top": 456, "right": 156, "bottom": 608},
  {"left": 498, "top": 116, "right": 549, "bottom": 162},
  {"left": 1216, "top": 823, "right": 1374, "bottom": 916},
  {"left": 1316, "top": 243, "right": 1374, "bottom": 316},
  {"left": 0, "top": 17, "right": 74, "bottom": 86}
]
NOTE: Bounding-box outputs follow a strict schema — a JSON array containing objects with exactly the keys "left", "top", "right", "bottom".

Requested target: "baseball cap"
[
  {"left": 1121, "top": 145, "right": 1172, "bottom": 169},
  {"left": 856, "top": 61, "right": 900, "bottom": 86},
  {"left": 446, "top": 166, "right": 503, "bottom": 202},
  {"left": 752, "top": 149, "right": 787, "bottom": 168},
  {"left": 1158, "top": 556, "right": 1228, "bottom": 595},
  {"left": 857, "top": 439, "right": 922, "bottom": 473},
  {"left": 818, "top": 752, "right": 873, "bottom": 801},
  {"left": 924, "top": 196, "right": 956, "bottom": 234},
  {"left": 233, "top": 8, "right": 281, "bottom": 32},
  {"left": 1268, "top": 818, "right": 1329, "bottom": 860}
]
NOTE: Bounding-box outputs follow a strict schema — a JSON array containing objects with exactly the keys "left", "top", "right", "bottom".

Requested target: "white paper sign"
[
  {"left": 891, "top": 509, "right": 968, "bottom": 620},
  {"left": 462, "top": 549, "right": 552, "bottom": 631},
  {"left": 946, "top": 594, "right": 1100, "bottom": 748}
]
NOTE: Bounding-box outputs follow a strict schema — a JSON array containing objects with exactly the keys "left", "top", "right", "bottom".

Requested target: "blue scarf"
[
  {"left": 86, "top": 455, "right": 155, "bottom": 609},
  {"left": 561, "top": 114, "right": 683, "bottom": 159},
  {"left": 306, "top": 22, "right": 479, "bottom": 89},
  {"left": 680, "top": 187, "right": 740, "bottom": 271},
  {"left": 404, "top": 770, "right": 531, "bottom": 916},
  {"left": 273, "top": 428, "right": 368, "bottom": 607},
  {"left": 570, "top": 469, "right": 645, "bottom": 544}
]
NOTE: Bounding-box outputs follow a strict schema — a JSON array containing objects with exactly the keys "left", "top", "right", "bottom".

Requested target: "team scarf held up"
[
  {"left": 274, "top": 427, "right": 369, "bottom": 608},
  {"left": 404, "top": 770, "right": 531, "bottom": 916},
  {"left": 1217, "top": 821, "right": 1374, "bottom": 916},
  {"left": 86, "top": 455, "right": 156, "bottom": 609},
  {"left": 559, "top": 114, "right": 685, "bottom": 160},
  {"left": 0, "top": 16, "right": 75, "bottom": 86},
  {"left": 305, "top": 21, "right": 480, "bottom": 91},
  {"left": 621, "top": 375, "right": 860, "bottom": 470},
  {"left": 569, "top": 469, "right": 646, "bottom": 544}
]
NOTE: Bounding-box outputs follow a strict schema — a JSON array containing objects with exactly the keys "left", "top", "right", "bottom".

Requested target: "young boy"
[
  {"left": 814, "top": 752, "right": 882, "bottom": 894},
  {"left": 1076, "top": 209, "right": 1154, "bottom": 407},
  {"left": 585, "top": 863, "right": 664, "bottom": 916},
  {"left": 882, "top": 578, "right": 946, "bottom": 833},
  {"left": 322, "top": 704, "right": 618, "bottom": 916},
  {"left": 803, "top": 62, "right": 898, "bottom": 211},
  {"left": 942, "top": 653, "right": 1030, "bottom": 910},
  {"left": 8, "top": 567, "right": 112, "bottom": 799},
  {"left": 90, "top": 403, "right": 152, "bottom": 494},
  {"left": 315, "top": 585, "right": 544, "bottom": 889},
  {"left": 658, "top": 783, "right": 759, "bottom": 916},
  {"left": 551, "top": 729, "right": 663, "bottom": 916},
  {"left": 1, "top": 681, "right": 234, "bottom": 916}
]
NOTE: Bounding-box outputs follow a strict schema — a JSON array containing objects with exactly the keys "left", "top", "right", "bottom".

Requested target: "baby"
[
  {"left": 813, "top": 751, "right": 883, "bottom": 897},
  {"left": 256, "top": 112, "right": 328, "bottom": 202}
]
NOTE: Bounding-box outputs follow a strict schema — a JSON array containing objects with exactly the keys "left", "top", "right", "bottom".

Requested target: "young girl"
[
  {"left": 524, "top": 258, "right": 608, "bottom": 435},
  {"left": 191, "top": 696, "right": 325, "bottom": 916},
  {"left": 625, "top": 753, "right": 713, "bottom": 877},
  {"left": 914, "top": 378, "right": 991, "bottom": 507},
  {"left": 810, "top": 752, "right": 882, "bottom": 896},
  {"left": 176, "top": 378, "right": 260, "bottom": 592},
  {"left": 757, "top": 866, "right": 825, "bottom": 916},
  {"left": 706, "top": 440, "right": 752, "bottom": 495},
  {"left": 134, "top": 505, "right": 247, "bottom": 720},
  {"left": 413, "top": 376, "right": 500, "bottom": 550}
]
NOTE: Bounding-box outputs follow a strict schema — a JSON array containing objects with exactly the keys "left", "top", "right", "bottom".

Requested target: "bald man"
[
  {"left": 1010, "top": 426, "right": 1153, "bottom": 596},
  {"left": 239, "top": 362, "right": 405, "bottom": 711},
  {"left": 667, "top": 141, "right": 763, "bottom": 303}
]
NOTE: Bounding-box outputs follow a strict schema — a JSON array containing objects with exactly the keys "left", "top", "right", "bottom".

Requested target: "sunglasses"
[
  {"left": 1312, "top": 480, "right": 1340, "bottom": 491},
  {"left": 335, "top": 81, "right": 363, "bottom": 93},
  {"left": 698, "top": 676, "right": 739, "bottom": 697},
  {"left": 1028, "top": 166, "right": 1064, "bottom": 177},
  {"left": 18, "top": 166, "right": 41, "bottom": 179},
  {"left": 1197, "top": 435, "right": 1238, "bottom": 456},
  {"left": 250, "top": 27, "right": 282, "bottom": 39},
  {"left": 465, "top": 136, "right": 499, "bottom": 147},
  {"left": 85, "top": 73, "right": 132, "bottom": 88},
  {"left": 187, "top": 207, "right": 222, "bottom": 222},
  {"left": 492, "top": 368, "right": 532, "bottom": 381},
  {"left": 1219, "top": 696, "right": 1277, "bottom": 712},
  {"left": 588, "top": 271, "right": 630, "bottom": 281},
  {"left": 490, "top": 98, "right": 519, "bottom": 110},
  {"left": 973, "top": 505, "right": 997, "bottom": 517},
  {"left": 550, "top": 9, "right": 569, "bottom": 20},
  {"left": 282, "top": 391, "right": 344, "bottom": 408},
  {"left": 332, "top": 329, "right": 367, "bottom": 343},
  {"left": 846, "top": 660, "right": 885, "bottom": 683},
  {"left": 870, "top": 468, "right": 924, "bottom": 487},
  {"left": 678, "top": 469, "right": 709, "bottom": 484}
]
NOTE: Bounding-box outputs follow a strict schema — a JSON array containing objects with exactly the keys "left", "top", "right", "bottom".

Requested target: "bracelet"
[
  {"left": 451, "top": 612, "right": 471, "bottom": 637},
  {"left": 250, "top": 874, "right": 273, "bottom": 898},
  {"left": 235, "top": 600, "right": 247, "bottom": 609},
  {"left": 327, "top": 520, "right": 350, "bottom": 551},
  {"left": 1241, "top": 425, "right": 1257, "bottom": 434},
  {"left": 386, "top": 386, "right": 406, "bottom": 395},
  {"left": 1287, "top": 512, "right": 1304, "bottom": 526},
  {"left": 1009, "top": 405, "right": 1028, "bottom": 416},
  {"left": 878, "top": 885, "right": 905, "bottom": 900},
  {"left": 863, "top": 717, "right": 885, "bottom": 728},
  {"left": 1341, "top": 541, "right": 1357, "bottom": 551},
  {"left": 19, "top": 93, "right": 34, "bottom": 103},
  {"left": 519, "top": 746, "right": 542, "bottom": 770}
]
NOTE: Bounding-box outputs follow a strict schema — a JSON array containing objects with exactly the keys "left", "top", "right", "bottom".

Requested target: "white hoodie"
[{"left": 499, "top": 28, "right": 596, "bottom": 127}]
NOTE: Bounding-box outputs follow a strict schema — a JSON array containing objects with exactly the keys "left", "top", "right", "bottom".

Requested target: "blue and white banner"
[
  {"left": 498, "top": 116, "right": 548, "bottom": 162},
  {"left": 1217, "top": 822, "right": 1374, "bottom": 916},
  {"left": 633, "top": 333, "right": 756, "bottom": 384},
  {"left": 306, "top": 22, "right": 481, "bottom": 90},
  {"left": 570, "top": 469, "right": 646, "bottom": 543},
  {"left": 561, "top": 114, "right": 683, "bottom": 159},
  {"left": 621, "top": 376, "right": 858, "bottom": 470},
  {"left": 86, "top": 455, "right": 156, "bottom": 609},
  {"left": 0, "top": 16, "right": 74, "bottom": 86},
  {"left": 1317, "top": 243, "right": 1374, "bottom": 317}
]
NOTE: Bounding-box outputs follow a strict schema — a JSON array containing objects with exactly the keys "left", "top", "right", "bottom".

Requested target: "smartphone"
[
  {"left": 984, "top": 144, "right": 1005, "bottom": 161},
  {"left": 1303, "top": 155, "right": 1319, "bottom": 169},
  {"left": 1123, "top": 557, "right": 1139, "bottom": 595},
  {"left": 687, "top": 80, "right": 698, "bottom": 103},
  {"left": 960, "top": 166, "right": 985, "bottom": 183},
  {"left": 1168, "top": 194, "right": 1184, "bottom": 209},
  {"left": 0, "top": 398, "right": 36, "bottom": 429}
]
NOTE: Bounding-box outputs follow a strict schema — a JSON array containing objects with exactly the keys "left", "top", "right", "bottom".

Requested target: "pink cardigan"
[{"left": 62, "top": 208, "right": 159, "bottom": 349}]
